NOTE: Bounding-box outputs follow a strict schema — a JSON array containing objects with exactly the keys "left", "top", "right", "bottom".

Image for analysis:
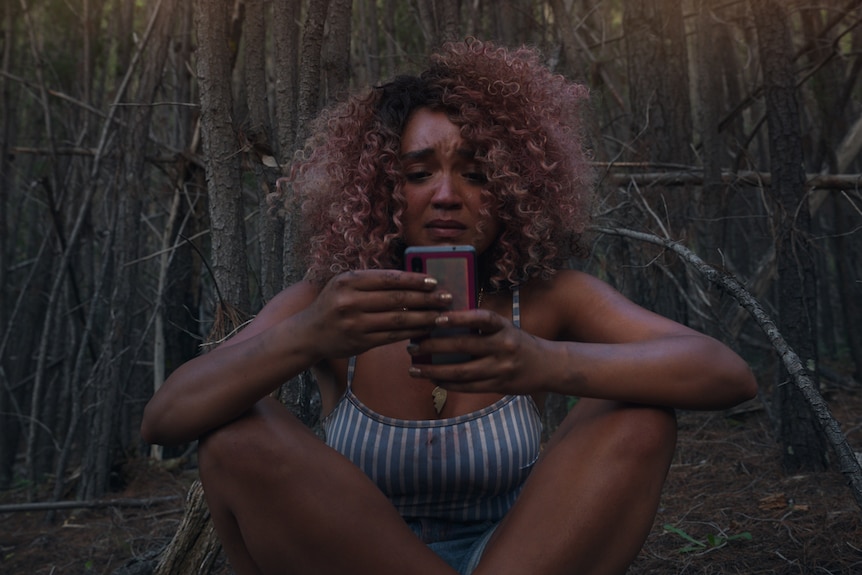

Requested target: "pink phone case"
[{"left": 405, "top": 246, "right": 477, "bottom": 364}]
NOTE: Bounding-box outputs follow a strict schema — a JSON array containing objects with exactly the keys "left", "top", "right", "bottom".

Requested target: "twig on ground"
[{"left": 0, "top": 495, "right": 180, "bottom": 513}]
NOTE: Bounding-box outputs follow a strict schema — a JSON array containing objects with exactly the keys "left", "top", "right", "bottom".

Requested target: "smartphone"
[{"left": 405, "top": 245, "right": 477, "bottom": 364}]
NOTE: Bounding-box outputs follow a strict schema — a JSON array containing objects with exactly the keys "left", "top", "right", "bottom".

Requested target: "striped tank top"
[{"left": 322, "top": 288, "right": 543, "bottom": 522}]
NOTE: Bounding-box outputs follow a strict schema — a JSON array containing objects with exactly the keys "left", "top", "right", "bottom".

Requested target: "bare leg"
[
  {"left": 474, "top": 399, "right": 677, "bottom": 575},
  {"left": 198, "top": 396, "right": 458, "bottom": 575}
]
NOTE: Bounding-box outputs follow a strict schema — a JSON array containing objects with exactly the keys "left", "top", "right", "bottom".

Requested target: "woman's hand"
[
  {"left": 142, "top": 270, "right": 451, "bottom": 445},
  {"left": 299, "top": 269, "right": 456, "bottom": 361},
  {"left": 405, "top": 308, "right": 548, "bottom": 395}
]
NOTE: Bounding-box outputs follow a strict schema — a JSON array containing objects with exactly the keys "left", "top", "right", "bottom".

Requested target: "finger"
[
  {"left": 361, "top": 289, "right": 454, "bottom": 313},
  {"left": 408, "top": 358, "right": 502, "bottom": 389},
  {"left": 336, "top": 269, "right": 439, "bottom": 293},
  {"left": 406, "top": 327, "right": 500, "bottom": 360},
  {"left": 327, "top": 271, "right": 450, "bottom": 313},
  {"left": 353, "top": 309, "right": 442, "bottom": 337},
  {"left": 433, "top": 309, "right": 506, "bottom": 333}
]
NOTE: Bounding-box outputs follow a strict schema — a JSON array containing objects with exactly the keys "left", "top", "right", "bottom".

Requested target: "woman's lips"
[{"left": 425, "top": 219, "right": 467, "bottom": 239}]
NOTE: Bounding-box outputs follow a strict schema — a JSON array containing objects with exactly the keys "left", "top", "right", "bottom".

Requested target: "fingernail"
[
  {"left": 438, "top": 292, "right": 453, "bottom": 303},
  {"left": 423, "top": 277, "right": 438, "bottom": 287},
  {"left": 435, "top": 315, "right": 449, "bottom": 326},
  {"left": 406, "top": 343, "right": 419, "bottom": 355},
  {"left": 408, "top": 367, "right": 422, "bottom": 377}
]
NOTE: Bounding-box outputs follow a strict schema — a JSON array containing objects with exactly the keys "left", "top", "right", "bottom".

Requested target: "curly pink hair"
[{"left": 280, "top": 38, "right": 594, "bottom": 289}]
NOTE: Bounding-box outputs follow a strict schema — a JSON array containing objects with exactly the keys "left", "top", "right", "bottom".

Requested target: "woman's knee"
[
  {"left": 554, "top": 400, "right": 677, "bottom": 466},
  {"left": 612, "top": 404, "right": 677, "bottom": 464},
  {"left": 198, "top": 397, "right": 317, "bottom": 489}
]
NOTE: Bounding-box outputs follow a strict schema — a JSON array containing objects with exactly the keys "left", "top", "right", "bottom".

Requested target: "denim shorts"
[{"left": 406, "top": 518, "right": 499, "bottom": 574}]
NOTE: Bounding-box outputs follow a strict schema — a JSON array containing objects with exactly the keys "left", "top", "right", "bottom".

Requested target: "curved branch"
[{"left": 593, "top": 225, "right": 862, "bottom": 513}]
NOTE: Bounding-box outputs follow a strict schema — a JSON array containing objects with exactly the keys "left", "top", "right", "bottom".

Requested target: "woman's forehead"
[{"left": 401, "top": 108, "right": 470, "bottom": 156}]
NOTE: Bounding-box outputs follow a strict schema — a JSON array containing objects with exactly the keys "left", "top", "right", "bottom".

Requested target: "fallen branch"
[
  {"left": 594, "top": 225, "right": 862, "bottom": 513},
  {"left": 597, "top": 168, "right": 862, "bottom": 190},
  {"left": 0, "top": 495, "right": 180, "bottom": 513}
]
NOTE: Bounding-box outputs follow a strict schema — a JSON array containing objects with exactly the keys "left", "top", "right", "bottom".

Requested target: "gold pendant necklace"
[
  {"left": 432, "top": 386, "right": 447, "bottom": 415},
  {"left": 432, "top": 287, "right": 484, "bottom": 415}
]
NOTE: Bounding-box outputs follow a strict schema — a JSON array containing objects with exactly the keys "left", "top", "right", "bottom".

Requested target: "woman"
[{"left": 141, "top": 39, "right": 757, "bottom": 575}]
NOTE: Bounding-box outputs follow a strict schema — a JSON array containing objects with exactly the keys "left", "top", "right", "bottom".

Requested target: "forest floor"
[{"left": 1, "top": 380, "right": 861, "bottom": 575}]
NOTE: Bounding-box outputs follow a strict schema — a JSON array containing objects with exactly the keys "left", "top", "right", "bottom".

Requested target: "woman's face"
[{"left": 398, "top": 108, "right": 499, "bottom": 255}]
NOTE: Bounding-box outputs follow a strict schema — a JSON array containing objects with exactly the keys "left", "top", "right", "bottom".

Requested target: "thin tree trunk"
[
  {"left": 19, "top": 0, "right": 66, "bottom": 490},
  {"left": 197, "top": 0, "right": 249, "bottom": 311},
  {"left": 690, "top": 0, "right": 731, "bottom": 338},
  {"left": 273, "top": 0, "right": 301, "bottom": 161},
  {"left": 243, "top": 0, "right": 282, "bottom": 303},
  {"left": 833, "top": 193, "right": 862, "bottom": 380},
  {"left": 383, "top": 0, "right": 397, "bottom": 78},
  {"left": 295, "top": 0, "right": 329, "bottom": 152},
  {"left": 114, "top": 0, "right": 135, "bottom": 75},
  {"left": 280, "top": 0, "right": 333, "bottom": 431},
  {"left": 751, "top": 0, "right": 828, "bottom": 473},
  {"left": 150, "top": 187, "right": 182, "bottom": 461},
  {"left": 284, "top": 0, "right": 329, "bottom": 287},
  {"left": 50, "top": 205, "right": 114, "bottom": 507},
  {"left": 0, "top": 0, "right": 19, "bottom": 489},
  {"left": 623, "top": 0, "right": 693, "bottom": 165},
  {"left": 153, "top": 0, "right": 246, "bottom": 568},
  {"left": 621, "top": 0, "right": 693, "bottom": 324},
  {"left": 321, "top": 0, "right": 351, "bottom": 103}
]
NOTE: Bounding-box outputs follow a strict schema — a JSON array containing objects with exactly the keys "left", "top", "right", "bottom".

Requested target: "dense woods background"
[{"left": 1, "top": 0, "right": 861, "bottom": 569}]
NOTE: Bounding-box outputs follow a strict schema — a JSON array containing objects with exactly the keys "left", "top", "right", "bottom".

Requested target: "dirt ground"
[{"left": 2, "top": 382, "right": 861, "bottom": 575}]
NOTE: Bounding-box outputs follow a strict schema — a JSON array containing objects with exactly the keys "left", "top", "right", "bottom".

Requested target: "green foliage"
[{"left": 663, "top": 523, "right": 753, "bottom": 554}]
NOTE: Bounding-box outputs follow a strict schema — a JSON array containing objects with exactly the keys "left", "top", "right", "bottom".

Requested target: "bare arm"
[
  {"left": 140, "top": 281, "right": 320, "bottom": 446},
  {"left": 141, "top": 271, "right": 452, "bottom": 446},
  {"left": 407, "top": 270, "right": 757, "bottom": 410}
]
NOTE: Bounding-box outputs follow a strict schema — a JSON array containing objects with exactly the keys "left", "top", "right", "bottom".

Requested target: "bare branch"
[
  {"left": 598, "top": 167, "right": 862, "bottom": 190},
  {"left": 594, "top": 225, "right": 862, "bottom": 512}
]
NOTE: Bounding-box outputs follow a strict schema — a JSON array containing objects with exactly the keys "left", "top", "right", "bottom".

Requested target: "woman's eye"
[
  {"left": 464, "top": 172, "right": 487, "bottom": 184},
  {"left": 405, "top": 171, "right": 431, "bottom": 182}
]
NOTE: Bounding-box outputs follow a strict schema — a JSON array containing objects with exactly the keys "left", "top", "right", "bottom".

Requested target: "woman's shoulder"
[
  {"left": 518, "top": 269, "right": 644, "bottom": 341},
  {"left": 516, "top": 270, "right": 596, "bottom": 339},
  {"left": 519, "top": 269, "right": 606, "bottom": 302}
]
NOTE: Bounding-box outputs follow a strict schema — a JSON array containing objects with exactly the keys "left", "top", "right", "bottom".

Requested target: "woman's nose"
[{"left": 431, "top": 174, "right": 462, "bottom": 208}]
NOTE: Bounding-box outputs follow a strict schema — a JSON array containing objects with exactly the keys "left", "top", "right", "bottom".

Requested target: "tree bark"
[
  {"left": 621, "top": 0, "right": 693, "bottom": 323},
  {"left": 690, "top": 0, "right": 732, "bottom": 338},
  {"left": 81, "top": 0, "right": 181, "bottom": 499},
  {"left": 414, "top": 0, "right": 459, "bottom": 49},
  {"left": 0, "top": 0, "right": 19, "bottom": 489},
  {"left": 243, "top": 0, "right": 283, "bottom": 303},
  {"left": 280, "top": 0, "right": 336, "bottom": 431},
  {"left": 273, "top": 0, "right": 301, "bottom": 161},
  {"left": 321, "top": 0, "right": 352, "bottom": 103},
  {"left": 751, "top": 0, "right": 828, "bottom": 473},
  {"left": 833, "top": 193, "right": 862, "bottom": 380},
  {"left": 294, "top": 0, "right": 329, "bottom": 152},
  {"left": 155, "top": 0, "right": 249, "bottom": 565},
  {"left": 197, "top": 0, "right": 249, "bottom": 312},
  {"left": 153, "top": 481, "right": 222, "bottom": 575},
  {"left": 623, "top": 0, "right": 693, "bottom": 165}
]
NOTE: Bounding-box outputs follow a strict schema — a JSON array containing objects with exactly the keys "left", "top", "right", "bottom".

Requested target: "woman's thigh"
[
  {"left": 472, "top": 399, "right": 677, "bottom": 575},
  {"left": 199, "top": 396, "right": 459, "bottom": 575}
]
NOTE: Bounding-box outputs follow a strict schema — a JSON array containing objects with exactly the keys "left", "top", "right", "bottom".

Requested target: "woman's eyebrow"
[
  {"left": 400, "top": 147, "right": 476, "bottom": 161},
  {"left": 400, "top": 148, "right": 434, "bottom": 161}
]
